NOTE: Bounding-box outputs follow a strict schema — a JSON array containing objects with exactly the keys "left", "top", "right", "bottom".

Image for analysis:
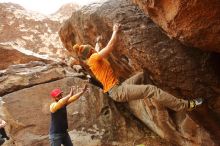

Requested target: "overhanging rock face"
[
  {"left": 133, "top": 0, "right": 220, "bottom": 52},
  {"left": 59, "top": 0, "right": 220, "bottom": 145}
]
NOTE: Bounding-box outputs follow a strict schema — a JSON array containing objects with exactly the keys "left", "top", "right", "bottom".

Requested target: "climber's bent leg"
[{"left": 109, "top": 84, "right": 188, "bottom": 112}]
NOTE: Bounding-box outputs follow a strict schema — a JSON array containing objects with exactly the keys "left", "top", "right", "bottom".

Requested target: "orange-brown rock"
[
  {"left": 0, "top": 45, "right": 50, "bottom": 70},
  {"left": 132, "top": 0, "right": 220, "bottom": 52},
  {"left": 0, "top": 2, "right": 173, "bottom": 146},
  {"left": 0, "top": 61, "right": 66, "bottom": 96},
  {"left": 59, "top": 0, "right": 220, "bottom": 145},
  {"left": 2, "top": 77, "right": 169, "bottom": 146},
  {"left": 0, "top": 58, "right": 172, "bottom": 145}
]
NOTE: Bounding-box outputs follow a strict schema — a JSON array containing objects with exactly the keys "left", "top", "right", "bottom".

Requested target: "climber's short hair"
[{"left": 73, "top": 44, "right": 95, "bottom": 60}]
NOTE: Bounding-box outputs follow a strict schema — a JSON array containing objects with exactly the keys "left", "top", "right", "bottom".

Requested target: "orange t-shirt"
[{"left": 87, "top": 53, "right": 118, "bottom": 92}]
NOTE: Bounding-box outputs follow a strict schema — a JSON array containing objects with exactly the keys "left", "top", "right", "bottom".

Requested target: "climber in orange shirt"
[
  {"left": 70, "top": 23, "right": 203, "bottom": 112},
  {"left": 49, "top": 85, "right": 88, "bottom": 146}
]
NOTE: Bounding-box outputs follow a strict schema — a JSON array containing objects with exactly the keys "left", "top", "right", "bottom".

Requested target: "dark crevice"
[{"left": 209, "top": 52, "right": 220, "bottom": 80}]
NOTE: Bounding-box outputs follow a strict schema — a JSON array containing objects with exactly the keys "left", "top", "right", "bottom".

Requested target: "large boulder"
[
  {"left": 0, "top": 60, "right": 170, "bottom": 146},
  {"left": 2, "top": 77, "right": 168, "bottom": 146},
  {"left": 59, "top": 0, "right": 220, "bottom": 145},
  {"left": 132, "top": 0, "right": 220, "bottom": 52}
]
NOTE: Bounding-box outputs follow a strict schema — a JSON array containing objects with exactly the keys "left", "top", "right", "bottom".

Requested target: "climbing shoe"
[{"left": 188, "top": 98, "right": 204, "bottom": 111}]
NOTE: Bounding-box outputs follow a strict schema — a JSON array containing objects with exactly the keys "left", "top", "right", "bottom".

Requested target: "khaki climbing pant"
[{"left": 108, "top": 72, "right": 189, "bottom": 112}]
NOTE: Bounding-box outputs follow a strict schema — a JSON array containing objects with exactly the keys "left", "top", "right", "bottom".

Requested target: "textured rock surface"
[
  {"left": 0, "top": 2, "right": 172, "bottom": 146},
  {"left": 0, "top": 44, "right": 50, "bottom": 70},
  {"left": 52, "top": 3, "right": 79, "bottom": 19},
  {"left": 0, "top": 61, "right": 66, "bottom": 96},
  {"left": 0, "top": 3, "right": 77, "bottom": 60},
  {"left": 2, "top": 77, "right": 170, "bottom": 146},
  {"left": 132, "top": 0, "right": 220, "bottom": 52},
  {"left": 0, "top": 59, "right": 171, "bottom": 145},
  {"left": 59, "top": 0, "right": 220, "bottom": 145}
]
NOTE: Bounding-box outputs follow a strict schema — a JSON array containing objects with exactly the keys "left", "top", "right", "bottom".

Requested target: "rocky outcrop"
[
  {"left": 0, "top": 2, "right": 168, "bottom": 146},
  {"left": 0, "top": 61, "right": 67, "bottom": 96},
  {"left": 52, "top": 3, "right": 79, "bottom": 19},
  {"left": 132, "top": 0, "right": 220, "bottom": 52},
  {"left": 0, "top": 64, "right": 169, "bottom": 146},
  {"left": 0, "top": 3, "right": 78, "bottom": 60},
  {"left": 0, "top": 45, "right": 51, "bottom": 70},
  {"left": 59, "top": 0, "right": 220, "bottom": 145}
]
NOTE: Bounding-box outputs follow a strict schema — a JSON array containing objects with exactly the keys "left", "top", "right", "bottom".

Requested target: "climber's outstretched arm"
[{"left": 98, "top": 23, "right": 120, "bottom": 58}]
